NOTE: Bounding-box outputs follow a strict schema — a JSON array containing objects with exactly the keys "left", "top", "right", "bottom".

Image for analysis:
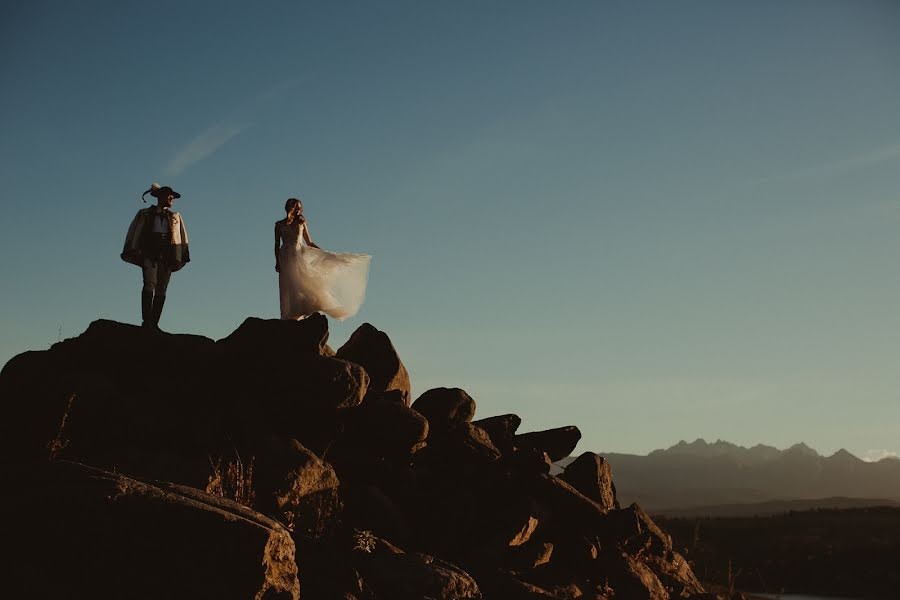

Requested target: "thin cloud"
[
  {"left": 163, "top": 120, "right": 252, "bottom": 177},
  {"left": 161, "top": 78, "right": 300, "bottom": 177},
  {"left": 750, "top": 142, "right": 900, "bottom": 185},
  {"left": 861, "top": 449, "right": 898, "bottom": 463}
]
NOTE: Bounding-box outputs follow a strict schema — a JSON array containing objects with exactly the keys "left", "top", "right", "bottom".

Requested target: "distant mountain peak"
[
  {"left": 828, "top": 448, "right": 863, "bottom": 463},
  {"left": 786, "top": 442, "right": 821, "bottom": 457}
]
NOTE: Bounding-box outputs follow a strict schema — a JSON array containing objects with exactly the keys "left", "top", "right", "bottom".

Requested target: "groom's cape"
[{"left": 121, "top": 207, "right": 191, "bottom": 271}]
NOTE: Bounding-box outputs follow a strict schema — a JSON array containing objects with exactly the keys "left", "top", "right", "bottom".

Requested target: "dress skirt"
[{"left": 278, "top": 245, "right": 371, "bottom": 320}]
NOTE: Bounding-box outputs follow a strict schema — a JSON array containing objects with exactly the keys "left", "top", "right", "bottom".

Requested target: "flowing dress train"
[{"left": 276, "top": 220, "right": 371, "bottom": 320}]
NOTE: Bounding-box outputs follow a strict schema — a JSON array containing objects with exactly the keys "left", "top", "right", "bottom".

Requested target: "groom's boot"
[
  {"left": 141, "top": 291, "right": 154, "bottom": 328},
  {"left": 150, "top": 294, "right": 166, "bottom": 332}
]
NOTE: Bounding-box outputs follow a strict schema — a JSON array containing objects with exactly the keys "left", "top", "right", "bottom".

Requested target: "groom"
[{"left": 121, "top": 183, "right": 190, "bottom": 330}]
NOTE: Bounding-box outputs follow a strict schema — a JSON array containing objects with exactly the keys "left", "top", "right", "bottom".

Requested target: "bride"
[{"left": 275, "top": 197, "right": 371, "bottom": 320}]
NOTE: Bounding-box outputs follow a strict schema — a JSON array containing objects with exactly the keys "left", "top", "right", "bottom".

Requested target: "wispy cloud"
[
  {"left": 163, "top": 119, "right": 252, "bottom": 177},
  {"left": 161, "top": 78, "right": 301, "bottom": 177},
  {"left": 861, "top": 448, "right": 898, "bottom": 463},
  {"left": 750, "top": 142, "right": 900, "bottom": 185}
]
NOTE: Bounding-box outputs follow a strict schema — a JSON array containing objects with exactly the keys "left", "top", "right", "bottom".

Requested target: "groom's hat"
[{"left": 141, "top": 182, "right": 182, "bottom": 203}]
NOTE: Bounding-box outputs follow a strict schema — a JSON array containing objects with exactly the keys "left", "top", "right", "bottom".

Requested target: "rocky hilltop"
[{"left": 1, "top": 317, "right": 715, "bottom": 600}]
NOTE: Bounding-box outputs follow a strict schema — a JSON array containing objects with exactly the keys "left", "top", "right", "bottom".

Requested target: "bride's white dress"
[{"left": 276, "top": 220, "right": 371, "bottom": 321}]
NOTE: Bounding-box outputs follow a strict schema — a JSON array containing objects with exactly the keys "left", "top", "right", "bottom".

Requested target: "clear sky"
[{"left": 2, "top": 1, "right": 899, "bottom": 461}]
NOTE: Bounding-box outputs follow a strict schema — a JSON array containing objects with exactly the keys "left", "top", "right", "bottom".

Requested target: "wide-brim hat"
[{"left": 141, "top": 182, "right": 182, "bottom": 203}]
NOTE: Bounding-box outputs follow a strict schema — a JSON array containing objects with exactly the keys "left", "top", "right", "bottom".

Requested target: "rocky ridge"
[{"left": 1, "top": 316, "right": 714, "bottom": 600}]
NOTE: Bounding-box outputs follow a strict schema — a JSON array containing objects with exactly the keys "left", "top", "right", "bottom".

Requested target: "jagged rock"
[
  {"left": 560, "top": 452, "right": 619, "bottom": 511},
  {"left": 598, "top": 503, "right": 672, "bottom": 556},
  {"left": 356, "top": 536, "right": 481, "bottom": 599},
  {"left": 343, "top": 483, "right": 413, "bottom": 548},
  {"left": 252, "top": 436, "right": 342, "bottom": 541},
  {"left": 218, "top": 313, "right": 330, "bottom": 355},
  {"left": 473, "top": 413, "right": 522, "bottom": 454},
  {"left": 337, "top": 323, "right": 411, "bottom": 404},
  {"left": 506, "top": 540, "right": 555, "bottom": 569},
  {"left": 411, "top": 387, "right": 477, "bottom": 434},
  {"left": 418, "top": 422, "right": 501, "bottom": 473},
  {"left": 644, "top": 551, "right": 705, "bottom": 598},
  {"left": 471, "top": 570, "right": 560, "bottom": 599},
  {"left": 343, "top": 390, "right": 429, "bottom": 458},
  {"left": 0, "top": 320, "right": 219, "bottom": 466},
  {"left": 9, "top": 460, "right": 299, "bottom": 599},
  {"left": 0, "top": 317, "right": 707, "bottom": 600},
  {"left": 507, "top": 446, "right": 554, "bottom": 475},
  {"left": 515, "top": 426, "right": 582, "bottom": 462},
  {"left": 550, "top": 535, "right": 600, "bottom": 576},
  {"left": 596, "top": 552, "right": 669, "bottom": 600},
  {"left": 531, "top": 474, "right": 609, "bottom": 534}
]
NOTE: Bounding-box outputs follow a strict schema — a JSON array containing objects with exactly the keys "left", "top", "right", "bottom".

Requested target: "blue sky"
[{"left": 2, "top": 1, "right": 899, "bottom": 460}]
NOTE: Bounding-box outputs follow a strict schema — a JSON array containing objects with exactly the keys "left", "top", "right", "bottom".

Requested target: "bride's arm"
[
  {"left": 274, "top": 222, "right": 282, "bottom": 272},
  {"left": 302, "top": 222, "right": 320, "bottom": 249}
]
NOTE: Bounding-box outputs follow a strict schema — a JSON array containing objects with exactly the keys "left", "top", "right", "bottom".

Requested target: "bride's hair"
[{"left": 284, "top": 198, "right": 305, "bottom": 225}]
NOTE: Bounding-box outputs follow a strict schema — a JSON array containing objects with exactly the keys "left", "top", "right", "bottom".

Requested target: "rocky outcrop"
[
  {"left": 560, "top": 451, "right": 619, "bottom": 511},
  {"left": 0, "top": 317, "right": 708, "bottom": 600},
  {"left": 8, "top": 460, "right": 299, "bottom": 599},
  {"left": 337, "top": 323, "right": 411, "bottom": 404},
  {"left": 515, "top": 425, "right": 582, "bottom": 462}
]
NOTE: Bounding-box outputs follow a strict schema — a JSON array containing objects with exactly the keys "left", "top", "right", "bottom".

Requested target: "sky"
[{"left": 2, "top": 1, "right": 899, "bottom": 461}]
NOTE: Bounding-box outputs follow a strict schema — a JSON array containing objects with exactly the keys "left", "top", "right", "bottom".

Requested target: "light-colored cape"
[{"left": 121, "top": 207, "right": 190, "bottom": 271}]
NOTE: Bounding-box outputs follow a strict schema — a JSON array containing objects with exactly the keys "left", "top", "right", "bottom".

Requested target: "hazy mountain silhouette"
[{"left": 558, "top": 439, "right": 900, "bottom": 513}]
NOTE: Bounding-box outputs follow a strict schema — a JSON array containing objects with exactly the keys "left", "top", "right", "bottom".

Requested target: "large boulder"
[
  {"left": 644, "top": 551, "right": 705, "bottom": 598},
  {"left": 472, "top": 413, "right": 522, "bottom": 454},
  {"left": 411, "top": 387, "right": 476, "bottom": 434},
  {"left": 559, "top": 452, "right": 619, "bottom": 511},
  {"left": 337, "top": 323, "right": 411, "bottom": 404},
  {"left": 252, "top": 436, "right": 342, "bottom": 541},
  {"left": 530, "top": 474, "right": 609, "bottom": 534},
  {"left": 515, "top": 426, "right": 582, "bottom": 462},
  {"left": 8, "top": 460, "right": 299, "bottom": 599},
  {"left": 342, "top": 391, "right": 429, "bottom": 459},
  {"left": 217, "top": 313, "right": 331, "bottom": 355},
  {"left": 0, "top": 320, "right": 220, "bottom": 472},
  {"left": 598, "top": 503, "right": 672, "bottom": 556},
  {"left": 356, "top": 536, "right": 481, "bottom": 599},
  {"left": 596, "top": 552, "right": 670, "bottom": 600}
]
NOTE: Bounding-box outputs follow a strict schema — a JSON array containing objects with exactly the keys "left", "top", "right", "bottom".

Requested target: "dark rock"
[
  {"left": 337, "top": 323, "right": 411, "bottom": 404},
  {"left": 473, "top": 413, "right": 522, "bottom": 454},
  {"left": 531, "top": 474, "right": 609, "bottom": 534},
  {"left": 550, "top": 535, "right": 600, "bottom": 576},
  {"left": 411, "top": 387, "right": 476, "bottom": 434},
  {"left": 598, "top": 503, "right": 672, "bottom": 556},
  {"left": 506, "top": 540, "right": 554, "bottom": 570},
  {"left": 418, "top": 422, "right": 502, "bottom": 475},
  {"left": 560, "top": 452, "right": 619, "bottom": 511},
  {"left": 596, "top": 552, "right": 669, "bottom": 600},
  {"left": 8, "top": 460, "right": 299, "bottom": 599},
  {"left": 515, "top": 426, "right": 582, "bottom": 462},
  {"left": 480, "top": 571, "right": 561, "bottom": 599},
  {"left": 343, "top": 483, "right": 413, "bottom": 548},
  {"left": 0, "top": 320, "right": 219, "bottom": 467},
  {"left": 252, "top": 436, "right": 342, "bottom": 541},
  {"left": 507, "top": 446, "right": 554, "bottom": 476},
  {"left": 343, "top": 391, "right": 429, "bottom": 459},
  {"left": 644, "top": 551, "right": 704, "bottom": 598},
  {"left": 217, "top": 314, "right": 330, "bottom": 355},
  {"left": 357, "top": 536, "right": 481, "bottom": 599}
]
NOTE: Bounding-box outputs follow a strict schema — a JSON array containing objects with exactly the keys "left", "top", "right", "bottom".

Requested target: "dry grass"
[
  {"left": 206, "top": 452, "right": 256, "bottom": 507},
  {"left": 47, "top": 394, "right": 75, "bottom": 460}
]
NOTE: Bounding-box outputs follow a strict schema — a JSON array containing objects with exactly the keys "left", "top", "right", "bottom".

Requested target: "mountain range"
[{"left": 558, "top": 438, "right": 900, "bottom": 514}]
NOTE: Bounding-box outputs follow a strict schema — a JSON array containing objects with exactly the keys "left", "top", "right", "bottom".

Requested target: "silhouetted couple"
[{"left": 122, "top": 185, "right": 370, "bottom": 332}]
